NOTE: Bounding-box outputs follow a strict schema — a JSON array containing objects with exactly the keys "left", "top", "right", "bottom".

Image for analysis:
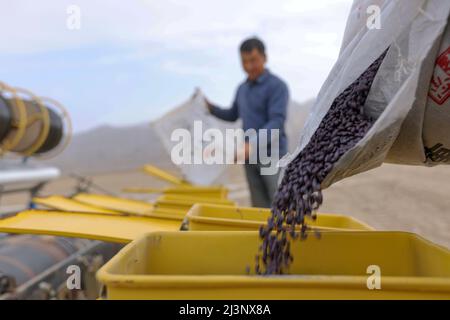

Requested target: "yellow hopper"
[
  {"left": 186, "top": 204, "right": 374, "bottom": 231},
  {"left": 0, "top": 210, "right": 181, "bottom": 243},
  {"left": 73, "top": 193, "right": 154, "bottom": 215},
  {"left": 123, "top": 164, "right": 228, "bottom": 198},
  {"left": 97, "top": 231, "right": 450, "bottom": 299},
  {"left": 33, "top": 195, "right": 120, "bottom": 214}
]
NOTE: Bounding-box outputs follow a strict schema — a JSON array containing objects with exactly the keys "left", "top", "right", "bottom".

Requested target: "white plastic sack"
[
  {"left": 280, "top": 0, "right": 450, "bottom": 188},
  {"left": 153, "top": 89, "right": 239, "bottom": 185}
]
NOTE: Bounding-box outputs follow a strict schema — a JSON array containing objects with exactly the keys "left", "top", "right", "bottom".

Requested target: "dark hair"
[{"left": 240, "top": 37, "right": 265, "bottom": 56}]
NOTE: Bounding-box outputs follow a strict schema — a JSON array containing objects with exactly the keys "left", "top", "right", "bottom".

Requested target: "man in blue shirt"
[{"left": 205, "top": 37, "right": 289, "bottom": 208}]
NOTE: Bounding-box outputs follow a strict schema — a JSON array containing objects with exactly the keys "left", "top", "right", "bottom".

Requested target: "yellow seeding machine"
[{"left": 0, "top": 83, "right": 449, "bottom": 300}]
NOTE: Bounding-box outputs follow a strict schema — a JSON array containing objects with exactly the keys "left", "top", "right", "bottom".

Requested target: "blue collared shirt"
[{"left": 210, "top": 69, "right": 289, "bottom": 158}]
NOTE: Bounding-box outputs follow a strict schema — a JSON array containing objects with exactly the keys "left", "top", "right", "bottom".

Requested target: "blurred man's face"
[{"left": 241, "top": 48, "right": 266, "bottom": 81}]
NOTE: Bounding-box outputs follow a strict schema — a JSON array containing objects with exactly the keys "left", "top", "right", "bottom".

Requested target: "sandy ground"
[
  {"left": 320, "top": 163, "right": 450, "bottom": 248},
  {"left": 2, "top": 163, "right": 448, "bottom": 249},
  {"left": 230, "top": 163, "right": 450, "bottom": 248}
]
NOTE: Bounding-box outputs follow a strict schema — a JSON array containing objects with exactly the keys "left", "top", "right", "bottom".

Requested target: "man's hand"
[
  {"left": 234, "top": 142, "right": 252, "bottom": 163},
  {"left": 191, "top": 88, "right": 213, "bottom": 113},
  {"left": 244, "top": 142, "right": 251, "bottom": 160}
]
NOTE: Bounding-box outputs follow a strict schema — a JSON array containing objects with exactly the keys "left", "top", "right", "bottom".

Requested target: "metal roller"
[
  {"left": 35, "top": 106, "right": 63, "bottom": 154},
  {"left": 0, "top": 96, "right": 12, "bottom": 142},
  {"left": 4, "top": 99, "right": 63, "bottom": 155},
  {"left": 0, "top": 235, "right": 89, "bottom": 291},
  {"left": 0, "top": 82, "right": 71, "bottom": 158}
]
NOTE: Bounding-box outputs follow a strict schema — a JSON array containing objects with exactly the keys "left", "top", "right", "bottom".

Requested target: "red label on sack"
[{"left": 428, "top": 46, "right": 450, "bottom": 105}]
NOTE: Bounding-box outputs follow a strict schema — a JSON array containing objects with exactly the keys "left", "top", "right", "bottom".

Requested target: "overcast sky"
[{"left": 0, "top": 0, "right": 353, "bottom": 132}]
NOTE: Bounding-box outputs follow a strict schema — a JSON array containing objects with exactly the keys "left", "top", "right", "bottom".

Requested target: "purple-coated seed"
[{"left": 256, "top": 49, "right": 388, "bottom": 275}]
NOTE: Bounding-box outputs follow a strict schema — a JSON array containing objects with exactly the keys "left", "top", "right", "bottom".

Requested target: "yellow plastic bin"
[
  {"left": 123, "top": 186, "right": 229, "bottom": 199},
  {"left": 153, "top": 198, "right": 235, "bottom": 216},
  {"left": 163, "top": 186, "right": 228, "bottom": 199},
  {"left": 145, "top": 210, "right": 187, "bottom": 221},
  {"left": 73, "top": 193, "right": 154, "bottom": 216},
  {"left": 0, "top": 210, "right": 181, "bottom": 243},
  {"left": 186, "top": 204, "right": 373, "bottom": 231},
  {"left": 156, "top": 195, "right": 234, "bottom": 206},
  {"left": 97, "top": 231, "right": 450, "bottom": 299},
  {"left": 33, "top": 195, "right": 121, "bottom": 214},
  {"left": 157, "top": 194, "right": 233, "bottom": 203},
  {"left": 115, "top": 199, "right": 235, "bottom": 222}
]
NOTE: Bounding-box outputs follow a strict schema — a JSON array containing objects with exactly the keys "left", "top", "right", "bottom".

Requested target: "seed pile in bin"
[{"left": 256, "top": 49, "right": 389, "bottom": 275}]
